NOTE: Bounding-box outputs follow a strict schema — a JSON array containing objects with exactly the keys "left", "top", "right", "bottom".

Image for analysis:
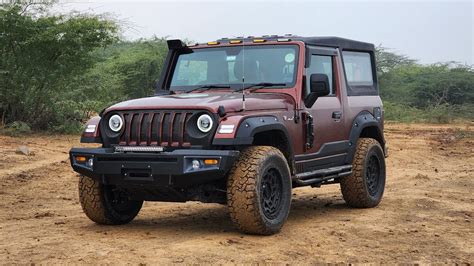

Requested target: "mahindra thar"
[{"left": 70, "top": 35, "right": 388, "bottom": 235}]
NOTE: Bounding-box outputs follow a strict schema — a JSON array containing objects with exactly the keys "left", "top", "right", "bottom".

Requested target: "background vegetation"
[{"left": 1, "top": 2, "right": 473, "bottom": 134}]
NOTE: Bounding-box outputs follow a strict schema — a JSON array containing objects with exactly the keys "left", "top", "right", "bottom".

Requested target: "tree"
[
  {"left": 79, "top": 38, "right": 168, "bottom": 103},
  {"left": 0, "top": 1, "right": 118, "bottom": 130},
  {"left": 374, "top": 45, "right": 416, "bottom": 74}
]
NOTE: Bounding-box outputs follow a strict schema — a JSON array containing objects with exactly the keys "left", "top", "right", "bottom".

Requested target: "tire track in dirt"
[{"left": 0, "top": 153, "right": 69, "bottom": 181}]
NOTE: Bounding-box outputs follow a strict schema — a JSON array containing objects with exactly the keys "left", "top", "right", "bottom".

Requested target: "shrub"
[{"left": 1, "top": 121, "right": 32, "bottom": 136}]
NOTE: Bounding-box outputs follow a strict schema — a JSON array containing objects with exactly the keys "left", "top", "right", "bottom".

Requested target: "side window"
[
  {"left": 306, "top": 55, "right": 334, "bottom": 95},
  {"left": 342, "top": 51, "right": 376, "bottom": 95}
]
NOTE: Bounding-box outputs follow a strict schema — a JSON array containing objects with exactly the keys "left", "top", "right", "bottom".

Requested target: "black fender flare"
[
  {"left": 213, "top": 115, "right": 295, "bottom": 173},
  {"left": 212, "top": 116, "right": 291, "bottom": 146},
  {"left": 345, "top": 111, "right": 385, "bottom": 164}
]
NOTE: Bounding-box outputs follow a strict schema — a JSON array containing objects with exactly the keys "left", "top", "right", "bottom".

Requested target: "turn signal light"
[
  {"left": 204, "top": 159, "right": 219, "bottom": 165},
  {"left": 75, "top": 156, "right": 87, "bottom": 163}
]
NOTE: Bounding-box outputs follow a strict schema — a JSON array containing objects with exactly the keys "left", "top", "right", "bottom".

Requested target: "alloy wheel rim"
[
  {"left": 366, "top": 154, "right": 381, "bottom": 197},
  {"left": 104, "top": 185, "right": 137, "bottom": 214},
  {"left": 260, "top": 168, "right": 284, "bottom": 219}
]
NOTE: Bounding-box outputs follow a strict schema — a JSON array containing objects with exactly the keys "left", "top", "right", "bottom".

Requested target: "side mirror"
[{"left": 304, "top": 73, "right": 330, "bottom": 107}]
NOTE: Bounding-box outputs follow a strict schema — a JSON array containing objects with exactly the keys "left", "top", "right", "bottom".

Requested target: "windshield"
[{"left": 169, "top": 45, "right": 298, "bottom": 91}]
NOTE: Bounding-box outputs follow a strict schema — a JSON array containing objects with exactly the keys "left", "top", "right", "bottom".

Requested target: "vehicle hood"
[{"left": 104, "top": 92, "right": 295, "bottom": 114}]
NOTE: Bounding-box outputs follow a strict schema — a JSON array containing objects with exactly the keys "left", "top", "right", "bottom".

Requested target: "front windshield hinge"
[{"left": 294, "top": 109, "right": 300, "bottom": 124}]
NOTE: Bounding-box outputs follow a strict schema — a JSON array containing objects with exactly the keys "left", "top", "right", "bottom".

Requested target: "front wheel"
[
  {"left": 340, "top": 138, "right": 386, "bottom": 208},
  {"left": 79, "top": 176, "right": 143, "bottom": 225},
  {"left": 227, "top": 146, "right": 292, "bottom": 235}
]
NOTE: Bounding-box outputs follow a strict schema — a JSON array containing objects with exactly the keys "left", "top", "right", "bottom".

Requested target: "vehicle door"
[{"left": 298, "top": 46, "right": 347, "bottom": 171}]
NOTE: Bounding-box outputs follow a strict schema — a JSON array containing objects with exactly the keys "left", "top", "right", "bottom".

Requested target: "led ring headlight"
[
  {"left": 197, "top": 114, "right": 213, "bottom": 133},
  {"left": 109, "top": 114, "right": 123, "bottom": 132}
]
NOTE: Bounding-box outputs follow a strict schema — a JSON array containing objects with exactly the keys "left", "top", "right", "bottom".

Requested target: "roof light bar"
[
  {"left": 207, "top": 41, "right": 220, "bottom": 45},
  {"left": 253, "top": 39, "right": 266, "bottom": 43},
  {"left": 277, "top": 38, "right": 291, "bottom": 42},
  {"left": 229, "top": 40, "right": 242, "bottom": 44}
]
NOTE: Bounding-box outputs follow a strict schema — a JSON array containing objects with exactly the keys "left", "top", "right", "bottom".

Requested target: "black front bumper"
[{"left": 70, "top": 147, "right": 239, "bottom": 187}]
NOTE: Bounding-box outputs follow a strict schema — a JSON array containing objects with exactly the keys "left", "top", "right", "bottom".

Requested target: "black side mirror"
[{"left": 304, "top": 73, "right": 330, "bottom": 107}]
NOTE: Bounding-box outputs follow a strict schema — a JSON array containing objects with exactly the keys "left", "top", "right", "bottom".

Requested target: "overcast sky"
[{"left": 56, "top": 0, "right": 473, "bottom": 65}]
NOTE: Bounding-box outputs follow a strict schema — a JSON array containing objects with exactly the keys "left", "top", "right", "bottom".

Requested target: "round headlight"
[
  {"left": 109, "top": 114, "right": 123, "bottom": 132},
  {"left": 197, "top": 114, "right": 213, "bottom": 133}
]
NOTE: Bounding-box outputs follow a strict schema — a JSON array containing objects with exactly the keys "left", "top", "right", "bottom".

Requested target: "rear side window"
[{"left": 342, "top": 51, "right": 377, "bottom": 95}]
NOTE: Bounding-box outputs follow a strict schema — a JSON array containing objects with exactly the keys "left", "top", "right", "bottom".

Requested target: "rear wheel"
[
  {"left": 340, "top": 138, "right": 386, "bottom": 208},
  {"left": 227, "top": 146, "right": 292, "bottom": 235},
  {"left": 79, "top": 176, "right": 143, "bottom": 225}
]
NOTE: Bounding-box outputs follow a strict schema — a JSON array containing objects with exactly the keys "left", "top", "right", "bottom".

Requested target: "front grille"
[{"left": 118, "top": 111, "right": 194, "bottom": 147}]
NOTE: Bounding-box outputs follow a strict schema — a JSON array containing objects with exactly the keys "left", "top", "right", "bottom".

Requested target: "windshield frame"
[{"left": 167, "top": 43, "right": 300, "bottom": 92}]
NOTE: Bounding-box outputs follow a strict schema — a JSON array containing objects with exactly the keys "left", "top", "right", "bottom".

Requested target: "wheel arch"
[
  {"left": 213, "top": 116, "right": 295, "bottom": 174},
  {"left": 252, "top": 129, "right": 295, "bottom": 174},
  {"left": 345, "top": 111, "right": 385, "bottom": 164}
]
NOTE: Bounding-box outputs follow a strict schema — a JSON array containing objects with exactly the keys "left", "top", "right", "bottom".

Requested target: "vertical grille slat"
[
  {"left": 161, "top": 113, "right": 170, "bottom": 146},
  {"left": 126, "top": 113, "right": 133, "bottom": 145},
  {"left": 146, "top": 113, "right": 154, "bottom": 146},
  {"left": 178, "top": 113, "right": 187, "bottom": 146},
  {"left": 183, "top": 112, "right": 193, "bottom": 145},
  {"left": 130, "top": 113, "right": 139, "bottom": 145},
  {"left": 169, "top": 113, "right": 178, "bottom": 146},
  {"left": 151, "top": 113, "right": 160, "bottom": 145},
  {"left": 136, "top": 113, "right": 144, "bottom": 145}
]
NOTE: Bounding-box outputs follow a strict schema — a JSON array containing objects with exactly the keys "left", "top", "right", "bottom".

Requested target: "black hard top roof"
[
  {"left": 215, "top": 35, "right": 375, "bottom": 52},
  {"left": 294, "top": 36, "right": 375, "bottom": 51}
]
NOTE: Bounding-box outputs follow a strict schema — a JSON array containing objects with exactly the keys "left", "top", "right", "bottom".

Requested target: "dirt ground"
[{"left": 0, "top": 123, "right": 472, "bottom": 264}]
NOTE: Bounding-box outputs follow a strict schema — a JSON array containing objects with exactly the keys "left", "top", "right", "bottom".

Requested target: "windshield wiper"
[
  {"left": 234, "top": 82, "right": 287, "bottom": 93},
  {"left": 186, "top": 84, "right": 231, "bottom": 93}
]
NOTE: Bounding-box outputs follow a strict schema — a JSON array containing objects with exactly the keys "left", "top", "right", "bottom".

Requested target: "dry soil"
[{"left": 0, "top": 123, "right": 473, "bottom": 264}]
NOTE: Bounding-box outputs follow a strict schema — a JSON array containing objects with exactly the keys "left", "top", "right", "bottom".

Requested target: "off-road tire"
[
  {"left": 227, "top": 146, "right": 292, "bottom": 235},
  {"left": 340, "top": 138, "right": 386, "bottom": 208},
  {"left": 79, "top": 175, "right": 143, "bottom": 225}
]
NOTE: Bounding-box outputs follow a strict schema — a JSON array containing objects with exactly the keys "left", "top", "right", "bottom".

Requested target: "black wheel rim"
[
  {"left": 260, "top": 168, "right": 283, "bottom": 220},
  {"left": 366, "top": 154, "right": 381, "bottom": 197},
  {"left": 104, "top": 185, "right": 138, "bottom": 215}
]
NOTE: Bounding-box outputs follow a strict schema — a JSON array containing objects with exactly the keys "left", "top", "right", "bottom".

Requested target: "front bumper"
[{"left": 69, "top": 147, "right": 239, "bottom": 187}]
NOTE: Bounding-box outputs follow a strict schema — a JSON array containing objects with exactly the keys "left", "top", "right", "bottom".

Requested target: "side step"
[{"left": 293, "top": 165, "right": 352, "bottom": 187}]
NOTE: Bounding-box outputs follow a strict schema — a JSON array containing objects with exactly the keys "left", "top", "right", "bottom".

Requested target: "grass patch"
[{"left": 384, "top": 101, "right": 474, "bottom": 123}]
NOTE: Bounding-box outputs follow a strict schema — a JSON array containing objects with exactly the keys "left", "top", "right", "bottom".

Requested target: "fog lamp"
[
  {"left": 86, "top": 158, "right": 94, "bottom": 168},
  {"left": 192, "top": 160, "right": 201, "bottom": 170}
]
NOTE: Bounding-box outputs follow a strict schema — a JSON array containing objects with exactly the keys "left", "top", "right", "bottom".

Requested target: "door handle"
[{"left": 332, "top": 111, "right": 342, "bottom": 120}]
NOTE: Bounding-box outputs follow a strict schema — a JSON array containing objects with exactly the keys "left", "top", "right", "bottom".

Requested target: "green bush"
[
  {"left": 1, "top": 121, "right": 32, "bottom": 136},
  {"left": 384, "top": 101, "right": 473, "bottom": 123}
]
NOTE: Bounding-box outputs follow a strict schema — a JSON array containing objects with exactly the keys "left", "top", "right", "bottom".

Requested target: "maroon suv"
[{"left": 70, "top": 35, "right": 388, "bottom": 235}]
